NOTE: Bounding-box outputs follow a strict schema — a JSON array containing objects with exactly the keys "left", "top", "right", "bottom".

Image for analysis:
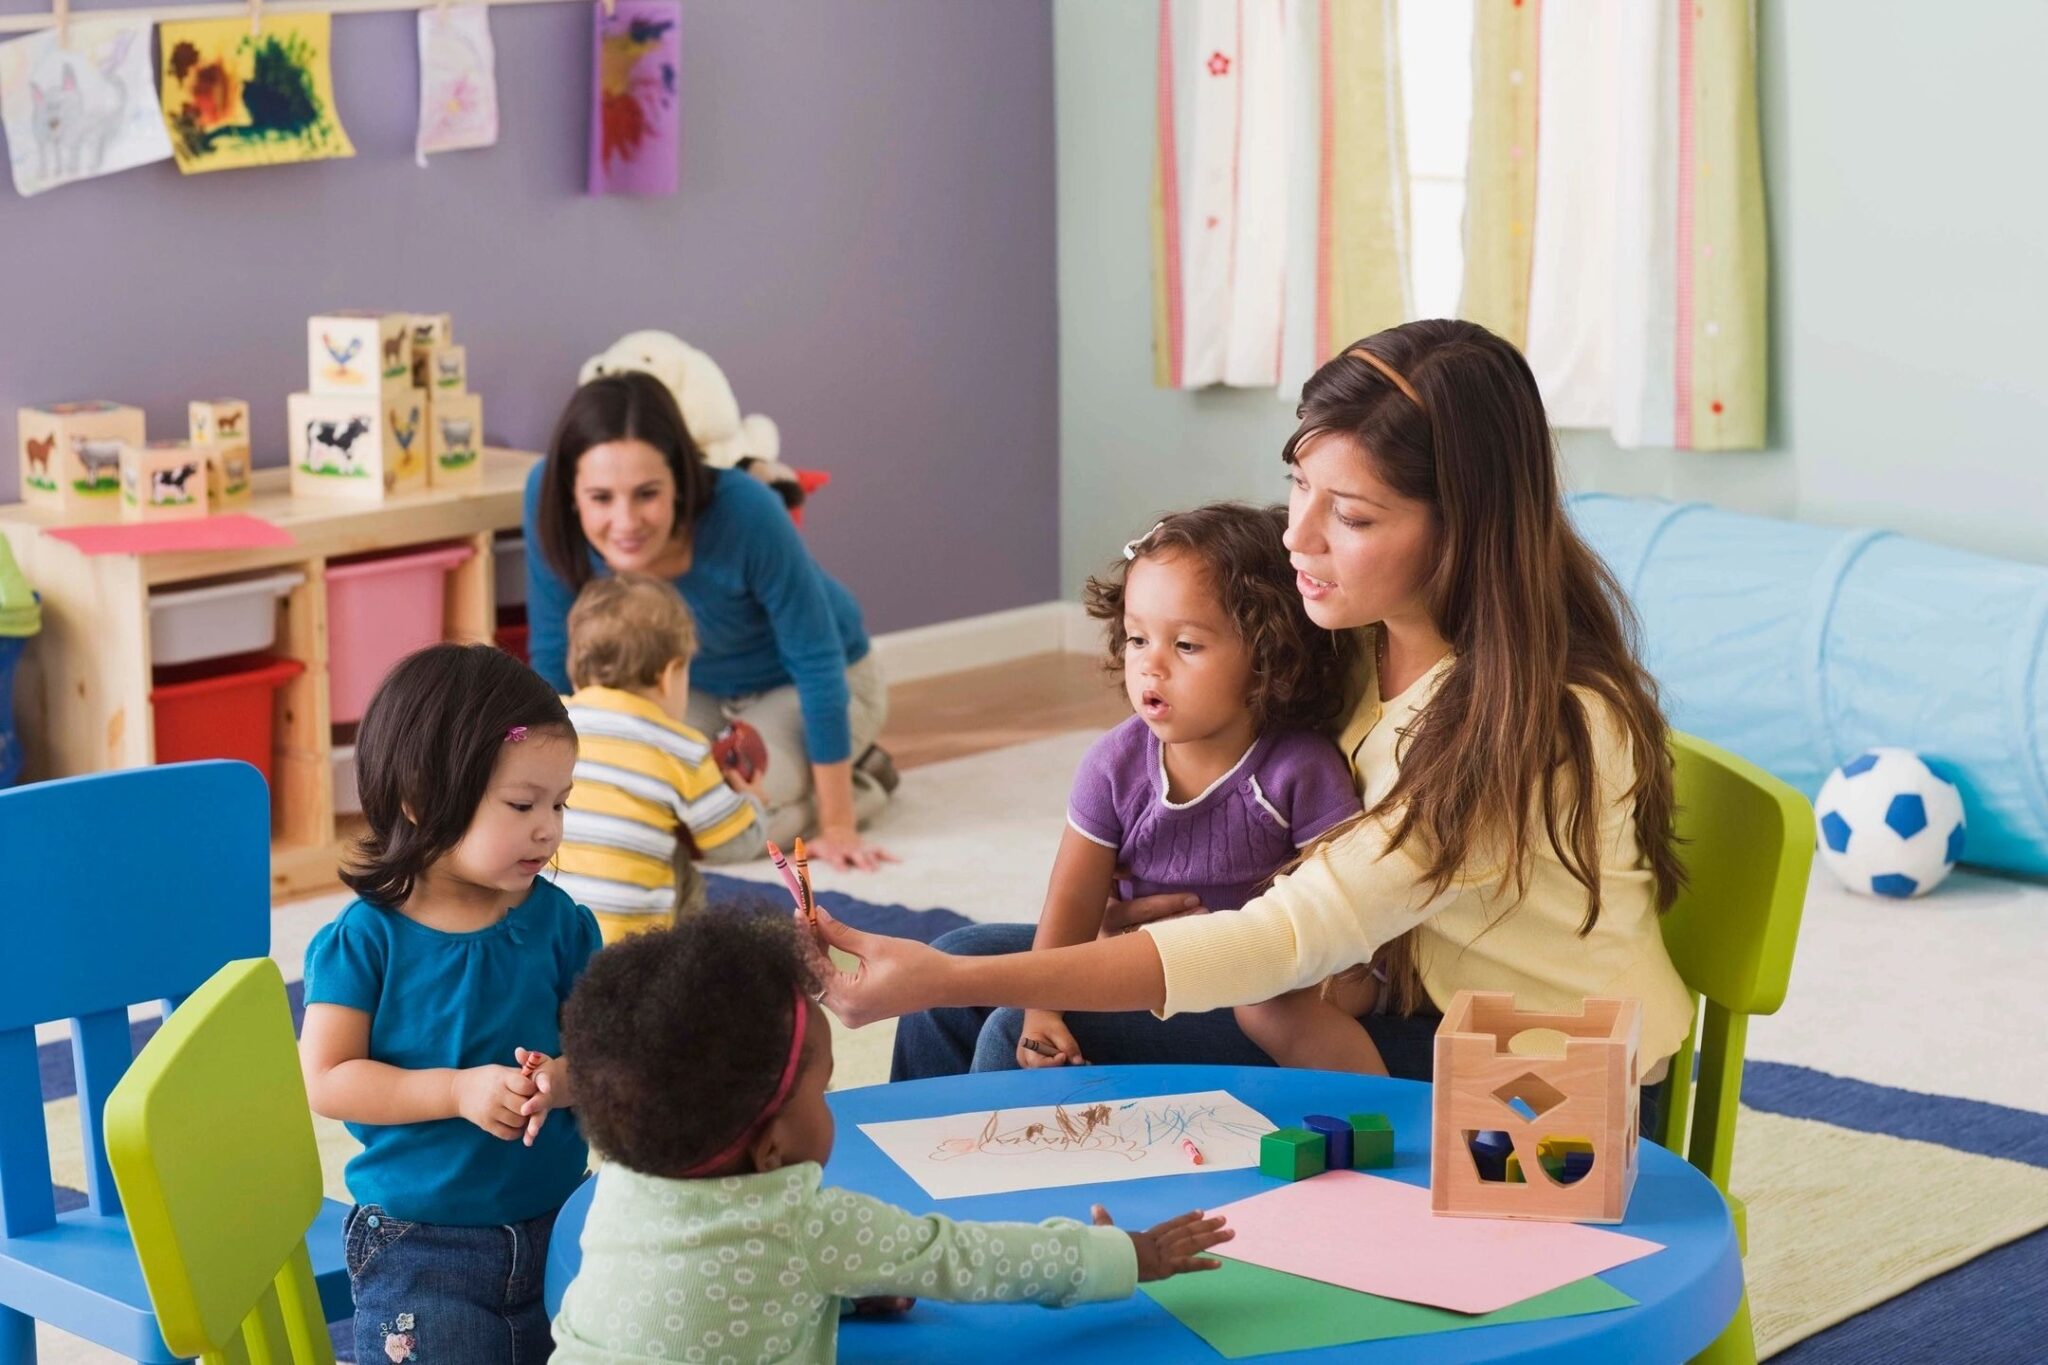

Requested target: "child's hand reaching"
[
  {"left": 452, "top": 1065, "right": 533, "bottom": 1141},
  {"left": 514, "top": 1048, "right": 572, "bottom": 1146},
  {"left": 1017, "top": 1009, "right": 1085, "bottom": 1067},
  {"left": 1091, "top": 1204, "right": 1232, "bottom": 1282}
]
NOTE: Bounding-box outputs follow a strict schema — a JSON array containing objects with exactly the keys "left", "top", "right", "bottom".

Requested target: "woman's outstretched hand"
[
  {"left": 799, "top": 903, "right": 947, "bottom": 1029},
  {"left": 807, "top": 828, "right": 899, "bottom": 873}
]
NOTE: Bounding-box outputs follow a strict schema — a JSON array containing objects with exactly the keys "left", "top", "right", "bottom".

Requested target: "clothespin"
[
  {"left": 248, "top": 0, "right": 262, "bottom": 37},
  {"left": 51, "top": 0, "right": 69, "bottom": 49}
]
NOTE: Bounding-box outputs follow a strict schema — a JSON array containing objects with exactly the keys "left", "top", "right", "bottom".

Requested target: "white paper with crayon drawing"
[{"left": 858, "top": 1089, "right": 1277, "bottom": 1199}]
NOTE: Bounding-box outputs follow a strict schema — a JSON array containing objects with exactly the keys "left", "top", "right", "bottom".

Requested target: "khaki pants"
[{"left": 685, "top": 652, "right": 890, "bottom": 849}]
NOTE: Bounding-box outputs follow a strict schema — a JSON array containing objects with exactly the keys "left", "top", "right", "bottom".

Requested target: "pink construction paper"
[
  {"left": 47, "top": 515, "right": 294, "bottom": 556},
  {"left": 1207, "top": 1170, "right": 1663, "bottom": 1315}
]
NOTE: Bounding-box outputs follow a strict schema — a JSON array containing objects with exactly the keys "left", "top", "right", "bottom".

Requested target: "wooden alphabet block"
[
  {"left": 427, "top": 391, "right": 483, "bottom": 489},
  {"left": 288, "top": 388, "right": 428, "bottom": 501},
  {"left": 17, "top": 401, "right": 145, "bottom": 522},
  {"left": 120, "top": 440, "right": 208, "bottom": 522},
  {"left": 187, "top": 399, "right": 249, "bottom": 448},
  {"left": 308, "top": 312, "right": 414, "bottom": 397}
]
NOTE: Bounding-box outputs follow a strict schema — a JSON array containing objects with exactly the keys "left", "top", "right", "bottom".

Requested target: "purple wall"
[{"left": 0, "top": 0, "right": 1058, "bottom": 632}]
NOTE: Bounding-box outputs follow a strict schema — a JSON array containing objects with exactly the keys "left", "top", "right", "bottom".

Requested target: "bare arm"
[
  {"left": 300, "top": 1002, "right": 531, "bottom": 1140},
  {"left": 1032, "top": 827, "right": 1121, "bottom": 950},
  {"left": 812, "top": 905, "right": 1167, "bottom": 1028}
]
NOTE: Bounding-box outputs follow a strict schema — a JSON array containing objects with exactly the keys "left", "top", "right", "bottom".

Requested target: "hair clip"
[
  {"left": 1122, "top": 521, "right": 1165, "bottom": 561},
  {"left": 505, "top": 725, "right": 528, "bottom": 743}
]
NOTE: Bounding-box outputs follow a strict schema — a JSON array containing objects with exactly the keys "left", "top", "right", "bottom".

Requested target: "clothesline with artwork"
[{"left": 0, "top": 0, "right": 678, "bottom": 198}]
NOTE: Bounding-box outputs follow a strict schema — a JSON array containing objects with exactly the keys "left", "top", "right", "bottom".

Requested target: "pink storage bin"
[{"left": 325, "top": 542, "right": 474, "bottom": 724}]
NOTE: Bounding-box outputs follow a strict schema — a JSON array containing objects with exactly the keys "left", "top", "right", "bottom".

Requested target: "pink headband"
[{"left": 682, "top": 985, "right": 810, "bottom": 1177}]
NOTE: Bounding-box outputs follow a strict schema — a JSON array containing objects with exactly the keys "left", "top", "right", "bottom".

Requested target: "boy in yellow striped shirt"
[{"left": 555, "top": 575, "right": 767, "bottom": 943}]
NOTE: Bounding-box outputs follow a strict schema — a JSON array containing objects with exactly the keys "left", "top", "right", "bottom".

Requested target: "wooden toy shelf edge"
[{"left": 0, "top": 448, "right": 539, "bottom": 900}]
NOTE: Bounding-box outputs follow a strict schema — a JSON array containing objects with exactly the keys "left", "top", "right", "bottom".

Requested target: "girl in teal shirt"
[{"left": 301, "top": 642, "right": 604, "bottom": 1364}]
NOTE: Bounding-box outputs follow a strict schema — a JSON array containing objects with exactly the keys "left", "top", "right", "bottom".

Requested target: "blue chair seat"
[{"left": 0, "top": 1199, "right": 352, "bottom": 1359}]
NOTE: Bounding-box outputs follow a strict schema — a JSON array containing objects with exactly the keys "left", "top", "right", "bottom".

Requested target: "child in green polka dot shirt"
[{"left": 550, "top": 912, "right": 1233, "bottom": 1363}]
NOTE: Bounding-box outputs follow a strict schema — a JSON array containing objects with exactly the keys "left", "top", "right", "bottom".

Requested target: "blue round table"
[{"left": 545, "top": 1065, "right": 1742, "bottom": 1363}]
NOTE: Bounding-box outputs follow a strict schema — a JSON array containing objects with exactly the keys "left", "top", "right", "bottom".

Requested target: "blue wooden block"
[
  {"left": 1303, "top": 1113, "right": 1352, "bottom": 1169},
  {"left": 1469, "top": 1129, "right": 1514, "bottom": 1182}
]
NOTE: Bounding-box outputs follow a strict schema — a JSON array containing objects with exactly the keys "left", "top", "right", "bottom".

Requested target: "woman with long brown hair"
[{"left": 829, "top": 321, "right": 1695, "bottom": 1099}]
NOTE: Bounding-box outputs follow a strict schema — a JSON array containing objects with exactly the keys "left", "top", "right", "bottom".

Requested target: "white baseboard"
[{"left": 872, "top": 600, "right": 1095, "bottom": 683}]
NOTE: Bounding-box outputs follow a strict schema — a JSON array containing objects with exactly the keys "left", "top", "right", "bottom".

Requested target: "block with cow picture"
[
  {"left": 427, "top": 391, "right": 483, "bottom": 489},
  {"left": 16, "top": 401, "right": 145, "bottom": 522},
  {"left": 120, "top": 440, "right": 209, "bottom": 522},
  {"left": 307, "top": 312, "right": 416, "bottom": 399},
  {"left": 288, "top": 388, "right": 430, "bottom": 501}
]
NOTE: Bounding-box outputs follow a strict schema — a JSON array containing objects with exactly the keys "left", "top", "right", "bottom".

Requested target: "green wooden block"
[
  {"left": 1260, "top": 1127, "right": 1326, "bottom": 1180},
  {"left": 1348, "top": 1112, "right": 1395, "bottom": 1169}
]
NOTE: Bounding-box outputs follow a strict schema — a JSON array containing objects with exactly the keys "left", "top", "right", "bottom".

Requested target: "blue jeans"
[
  {"left": 344, "top": 1202, "right": 558, "bottom": 1364},
  {"left": 889, "top": 922, "right": 1444, "bottom": 1082}
]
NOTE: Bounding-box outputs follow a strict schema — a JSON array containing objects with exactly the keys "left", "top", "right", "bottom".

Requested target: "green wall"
[{"left": 1057, "top": 0, "right": 2048, "bottom": 596}]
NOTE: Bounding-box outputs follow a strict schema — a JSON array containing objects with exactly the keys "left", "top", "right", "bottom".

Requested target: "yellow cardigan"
[{"left": 1141, "top": 651, "right": 1695, "bottom": 1064}]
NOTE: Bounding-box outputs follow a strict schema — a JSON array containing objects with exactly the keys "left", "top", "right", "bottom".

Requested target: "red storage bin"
[
  {"left": 150, "top": 654, "right": 305, "bottom": 787},
  {"left": 325, "top": 542, "right": 475, "bottom": 724}
]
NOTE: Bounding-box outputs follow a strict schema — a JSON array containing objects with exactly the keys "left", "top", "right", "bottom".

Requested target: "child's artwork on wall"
[
  {"left": 416, "top": 5, "right": 498, "bottom": 167},
  {"left": 158, "top": 14, "right": 354, "bottom": 174},
  {"left": 588, "top": 0, "right": 679, "bottom": 196},
  {"left": 0, "top": 20, "right": 171, "bottom": 198},
  {"left": 858, "top": 1089, "right": 1277, "bottom": 1200}
]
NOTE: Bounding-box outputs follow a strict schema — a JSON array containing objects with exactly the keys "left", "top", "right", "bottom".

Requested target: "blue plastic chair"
[{"left": 0, "top": 762, "right": 351, "bottom": 1363}]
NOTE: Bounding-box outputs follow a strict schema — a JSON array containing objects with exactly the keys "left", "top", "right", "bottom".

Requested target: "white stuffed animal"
[{"left": 579, "top": 330, "right": 804, "bottom": 507}]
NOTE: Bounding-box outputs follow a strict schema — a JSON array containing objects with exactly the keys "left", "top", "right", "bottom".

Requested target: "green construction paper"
[{"left": 1140, "top": 1255, "right": 1636, "bottom": 1359}]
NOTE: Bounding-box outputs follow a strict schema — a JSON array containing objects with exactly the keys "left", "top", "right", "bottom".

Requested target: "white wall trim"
[{"left": 872, "top": 600, "right": 1096, "bottom": 683}]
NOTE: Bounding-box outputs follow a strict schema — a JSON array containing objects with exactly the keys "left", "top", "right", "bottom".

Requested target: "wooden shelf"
[{"left": 0, "top": 448, "right": 539, "bottom": 903}]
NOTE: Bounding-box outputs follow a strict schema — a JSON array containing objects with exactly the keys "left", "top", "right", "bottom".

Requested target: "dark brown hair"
[
  {"left": 1083, "top": 502, "right": 1361, "bottom": 735},
  {"left": 535, "top": 371, "right": 719, "bottom": 591},
  {"left": 1284, "top": 321, "right": 1682, "bottom": 1009},
  {"left": 563, "top": 908, "right": 820, "bottom": 1176},
  {"left": 567, "top": 573, "right": 697, "bottom": 691},
  {"left": 341, "top": 643, "right": 573, "bottom": 908}
]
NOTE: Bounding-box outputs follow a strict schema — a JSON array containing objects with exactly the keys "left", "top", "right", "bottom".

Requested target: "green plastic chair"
[
  {"left": 103, "top": 958, "right": 336, "bottom": 1364},
  {"left": 1657, "top": 732, "right": 1813, "bottom": 1365}
]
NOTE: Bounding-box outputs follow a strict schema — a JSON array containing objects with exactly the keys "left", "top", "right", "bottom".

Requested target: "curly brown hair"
[
  {"left": 1083, "top": 502, "right": 1360, "bottom": 735},
  {"left": 563, "top": 907, "right": 821, "bottom": 1177}
]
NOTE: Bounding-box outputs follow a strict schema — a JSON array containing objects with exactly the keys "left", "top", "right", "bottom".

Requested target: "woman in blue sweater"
[{"left": 525, "top": 373, "right": 896, "bottom": 870}]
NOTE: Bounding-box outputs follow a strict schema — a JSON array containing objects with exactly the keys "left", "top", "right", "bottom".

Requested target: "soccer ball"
[{"left": 1813, "top": 748, "right": 1966, "bottom": 899}]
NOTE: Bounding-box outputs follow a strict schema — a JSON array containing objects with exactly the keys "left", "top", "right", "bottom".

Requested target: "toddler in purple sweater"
[{"left": 1017, "top": 504, "right": 1370, "bottom": 1070}]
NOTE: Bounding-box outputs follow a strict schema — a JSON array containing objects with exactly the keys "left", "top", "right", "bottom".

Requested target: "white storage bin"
[
  {"left": 494, "top": 533, "right": 527, "bottom": 610},
  {"left": 332, "top": 742, "right": 362, "bottom": 816},
  {"left": 148, "top": 570, "right": 306, "bottom": 668}
]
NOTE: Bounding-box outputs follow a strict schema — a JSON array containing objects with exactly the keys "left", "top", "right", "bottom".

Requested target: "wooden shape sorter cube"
[
  {"left": 1430, "top": 991, "right": 1642, "bottom": 1224},
  {"left": 17, "top": 401, "right": 145, "bottom": 521},
  {"left": 119, "top": 441, "right": 208, "bottom": 522},
  {"left": 427, "top": 392, "right": 484, "bottom": 489},
  {"left": 308, "top": 312, "right": 415, "bottom": 397},
  {"left": 288, "top": 389, "right": 428, "bottom": 501}
]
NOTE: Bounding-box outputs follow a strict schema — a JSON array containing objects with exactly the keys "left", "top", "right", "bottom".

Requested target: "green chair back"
[
  {"left": 1654, "top": 733, "right": 1812, "bottom": 1197},
  {"left": 104, "top": 958, "right": 335, "bottom": 1364}
]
